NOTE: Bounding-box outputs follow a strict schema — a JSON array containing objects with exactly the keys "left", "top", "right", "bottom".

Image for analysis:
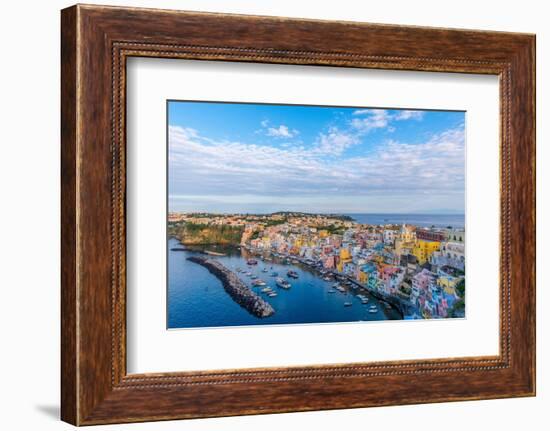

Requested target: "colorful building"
[{"left": 412, "top": 239, "right": 441, "bottom": 264}]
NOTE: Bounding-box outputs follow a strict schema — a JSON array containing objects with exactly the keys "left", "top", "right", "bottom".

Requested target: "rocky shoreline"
[{"left": 187, "top": 256, "right": 275, "bottom": 318}]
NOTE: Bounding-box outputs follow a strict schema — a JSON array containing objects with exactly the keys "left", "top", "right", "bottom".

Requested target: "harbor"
[{"left": 168, "top": 237, "right": 401, "bottom": 329}]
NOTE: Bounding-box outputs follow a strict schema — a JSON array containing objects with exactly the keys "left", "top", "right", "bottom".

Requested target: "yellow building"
[
  {"left": 438, "top": 275, "right": 460, "bottom": 295},
  {"left": 412, "top": 240, "right": 441, "bottom": 264},
  {"left": 318, "top": 229, "right": 329, "bottom": 238},
  {"left": 358, "top": 270, "right": 368, "bottom": 284},
  {"left": 395, "top": 238, "right": 414, "bottom": 257},
  {"left": 337, "top": 248, "right": 352, "bottom": 272}
]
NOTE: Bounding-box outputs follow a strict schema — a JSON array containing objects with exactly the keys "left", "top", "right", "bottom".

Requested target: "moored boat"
[
  {"left": 275, "top": 277, "right": 291, "bottom": 289},
  {"left": 287, "top": 270, "right": 299, "bottom": 279}
]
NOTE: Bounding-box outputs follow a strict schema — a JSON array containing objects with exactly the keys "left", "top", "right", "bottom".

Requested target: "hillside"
[{"left": 169, "top": 222, "right": 244, "bottom": 245}]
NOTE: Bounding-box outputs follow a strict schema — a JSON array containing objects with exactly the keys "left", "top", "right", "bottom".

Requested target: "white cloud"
[
  {"left": 258, "top": 119, "right": 299, "bottom": 138},
  {"left": 350, "top": 108, "right": 424, "bottom": 133},
  {"left": 266, "top": 124, "right": 298, "bottom": 138},
  {"left": 350, "top": 109, "right": 391, "bottom": 133},
  {"left": 168, "top": 123, "right": 465, "bottom": 213},
  {"left": 394, "top": 110, "right": 424, "bottom": 121},
  {"left": 314, "top": 127, "right": 358, "bottom": 156}
]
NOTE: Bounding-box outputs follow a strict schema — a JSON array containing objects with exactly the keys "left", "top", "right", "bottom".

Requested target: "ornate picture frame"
[{"left": 61, "top": 4, "right": 535, "bottom": 425}]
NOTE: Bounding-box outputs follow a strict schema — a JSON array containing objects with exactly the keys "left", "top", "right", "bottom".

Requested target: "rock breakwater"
[{"left": 187, "top": 256, "right": 275, "bottom": 318}]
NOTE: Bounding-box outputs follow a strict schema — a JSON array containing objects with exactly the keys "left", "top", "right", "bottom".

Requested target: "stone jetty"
[{"left": 187, "top": 256, "right": 275, "bottom": 318}]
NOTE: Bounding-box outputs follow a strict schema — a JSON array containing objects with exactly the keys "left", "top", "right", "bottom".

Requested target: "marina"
[{"left": 168, "top": 237, "right": 401, "bottom": 329}]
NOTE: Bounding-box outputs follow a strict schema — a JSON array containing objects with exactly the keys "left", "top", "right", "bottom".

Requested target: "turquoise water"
[{"left": 167, "top": 238, "right": 401, "bottom": 329}]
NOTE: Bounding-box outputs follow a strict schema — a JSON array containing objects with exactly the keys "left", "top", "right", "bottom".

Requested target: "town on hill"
[{"left": 168, "top": 212, "right": 465, "bottom": 319}]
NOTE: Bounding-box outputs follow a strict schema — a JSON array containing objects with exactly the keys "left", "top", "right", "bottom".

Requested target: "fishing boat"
[
  {"left": 287, "top": 270, "right": 299, "bottom": 279},
  {"left": 275, "top": 277, "right": 291, "bottom": 289}
]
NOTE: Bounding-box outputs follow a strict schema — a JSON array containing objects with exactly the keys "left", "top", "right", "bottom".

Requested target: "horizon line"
[{"left": 168, "top": 211, "right": 465, "bottom": 216}]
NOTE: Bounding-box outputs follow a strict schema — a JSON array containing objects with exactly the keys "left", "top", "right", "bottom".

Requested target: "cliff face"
[{"left": 170, "top": 223, "right": 245, "bottom": 245}]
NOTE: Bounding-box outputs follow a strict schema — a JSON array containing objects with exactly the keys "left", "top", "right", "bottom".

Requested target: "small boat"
[
  {"left": 247, "top": 259, "right": 258, "bottom": 265},
  {"left": 261, "top": 287, "right": 272, "bottom": 293},
  {"left": 262, "top": 268, "right": 269, "bottom": 273},
  {"left": 328, "top": 290, "right": 336, "bottom": 294},
  {"left": 245, "top": 271, "right": 252, "bottom": 276},
  {"left": 250, "top": 275, "right": 258, "bottom": 280},
  {"left": 253, "top": 279, "right": 266, "bottom": 286},
  {"left": 323, "top": 276, "right": 332, "bottom": 281},
  {"left": 270, "top": 272, "right": 278, "bottom": 277},
  {"left": 268, "top": 293, "right": 277, "bottom": 297},
  {"left": 344, "top": 302, "right": 353, "bottom": 307},
  {"left": 369, "top": 308, "right": 378, "bottom": 313},
  {"left": 357, "top": 294, "right": 369, "bottom": 304},
  {"left": 287, "top": 270, "right": 299, "bottom": 279},
  {"left": 275, "top": 277, "right": 291, "bottom": 289},
  {"left": 204, "top": 250, "right": 226, "bottom": 256}
]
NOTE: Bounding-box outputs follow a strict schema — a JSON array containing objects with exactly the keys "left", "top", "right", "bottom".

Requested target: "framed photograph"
[{"left": 61, "top": 4, "right": 536, "bottom": 425}]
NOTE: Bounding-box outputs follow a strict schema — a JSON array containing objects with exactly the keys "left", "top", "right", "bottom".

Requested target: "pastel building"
[{"left": 412, "top": 239, "right": 441, "bottom": 265}]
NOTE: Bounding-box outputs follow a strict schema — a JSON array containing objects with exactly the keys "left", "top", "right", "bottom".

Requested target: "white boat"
[
  {"left": 344, "top": 302, "right": 353, "bottom": 307},
  {"left": 275, "top": 277, "right": 291, "bottom": 289}
]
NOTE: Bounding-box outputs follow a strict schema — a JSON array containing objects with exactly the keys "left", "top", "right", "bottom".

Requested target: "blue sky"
[{"left": 168, "top": 101, "right": 465, "bottom": 214}]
